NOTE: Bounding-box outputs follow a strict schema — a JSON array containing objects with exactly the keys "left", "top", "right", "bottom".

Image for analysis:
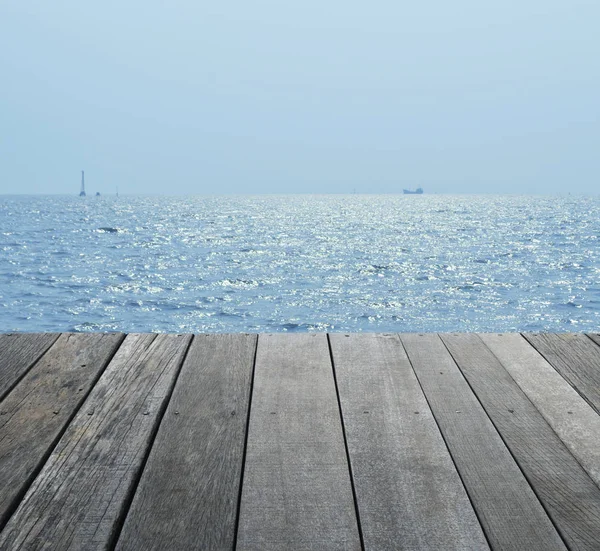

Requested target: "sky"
[{"left": 1, "top": 1, "right": 599, "bottom": 195}]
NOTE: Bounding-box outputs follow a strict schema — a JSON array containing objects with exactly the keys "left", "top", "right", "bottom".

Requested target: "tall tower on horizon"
[{"left": 79, "top": 170, "right": 86, "bottom": 197}]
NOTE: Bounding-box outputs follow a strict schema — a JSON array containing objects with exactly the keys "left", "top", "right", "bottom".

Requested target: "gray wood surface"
[
  {"left": 330, "top": 333, "right": 488, "bottom": 550},
  {"left": 0, "top": 333, "right": 191, "bottom": 551},
  {"left": 401, "top": 333, "right": 566, "bottom": 551},
  {"left": 237, "top": 333, "right": 361, "bottom": 551},
  {"left": 586, "top": 333, "right": 600, "bottom": 347},
  {"left": 442, "top": 333, "right": 600, "bottom": 551},
  {"left": 0, "top": 332, "right": 122, "bottom": 530},
  {"left": 116, "top": 334, "right": 257, "bottom": 551},
  {"left": 524, "top": 333, "right": 600, "bottom": 414},
  {"left": 0, "top": 332, "right": 59, "bottom": 402},
  {"left": 482, "top": 333, "right": 600, "bottom": 486}
]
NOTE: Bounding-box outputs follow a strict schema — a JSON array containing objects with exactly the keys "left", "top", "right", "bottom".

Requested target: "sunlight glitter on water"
[{"left": 1, "top": 194, "right": 599, "bottom": 333}]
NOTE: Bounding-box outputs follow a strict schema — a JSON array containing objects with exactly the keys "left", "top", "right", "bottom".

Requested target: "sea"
[{"left": 1, "top": 194, "right": 599, "bottom": 334}]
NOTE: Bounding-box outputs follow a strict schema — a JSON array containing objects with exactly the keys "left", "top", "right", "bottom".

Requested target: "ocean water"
[{"left": 1, "top": 194, "right": 599, "bottom": 333}]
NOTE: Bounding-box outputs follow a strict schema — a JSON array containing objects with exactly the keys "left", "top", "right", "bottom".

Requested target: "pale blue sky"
[{"left": 1, "top": 1, "right": 598, "bottom": 195}]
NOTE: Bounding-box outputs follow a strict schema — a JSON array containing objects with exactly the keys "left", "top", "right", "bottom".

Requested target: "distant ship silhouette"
[{"left": 403, "top": 187, "right": 423, "bottom": 195}]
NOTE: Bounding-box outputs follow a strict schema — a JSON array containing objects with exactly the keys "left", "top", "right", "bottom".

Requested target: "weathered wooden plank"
[
  {"left": 482, "top": 333, "right": 600, "bottom": 487},
  {"left": 330, "top": 333, "right": 488, "bottom": 550},
  {"left": 237, "top": 333, "right": 360, "bottom": 551},
  {"left": 0, "top": 332, "right": 123, "bottom": 530},
  {"left": 115, "top": 334, "right": 257, "bottom": 551},
  {"left": 524, "top": 333, "right": 600, "bottom": 414},
  {"left": 585, "top": 333, "right": 600, "bottom": 347},
  {"left": 0, "top": 333, "right": 191, "bottom": 551},
  {"left": 0, "top": 332, "right": 59, "bottom": 402},
  {"left": 443, "top": 333, "right": 600, "bottom": 551},
  {"left": 400, "top": 333, "right": 566, "bottom": 551}
]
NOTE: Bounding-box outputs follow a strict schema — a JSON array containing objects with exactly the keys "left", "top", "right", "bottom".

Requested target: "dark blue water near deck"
[{"left": 1, "top": 194, "right": 599, "bottom": 333}]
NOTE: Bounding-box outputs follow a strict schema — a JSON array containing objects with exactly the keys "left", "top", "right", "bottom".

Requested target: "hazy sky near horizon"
[{"left": 1, "top": 1, "right": 599, "bottom": 195}]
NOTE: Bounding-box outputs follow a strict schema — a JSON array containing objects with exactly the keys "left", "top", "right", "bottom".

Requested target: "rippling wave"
[{"left": 1, "top": 194, "right": 599, "bottom": 333}]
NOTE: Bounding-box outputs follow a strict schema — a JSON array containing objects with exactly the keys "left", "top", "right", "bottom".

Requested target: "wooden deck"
[{"left": 1, "top": 333, "right": 600, "bottom": 550}]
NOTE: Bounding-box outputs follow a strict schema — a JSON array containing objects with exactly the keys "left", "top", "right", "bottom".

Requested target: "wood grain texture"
[
  {"left": 237, "top": 333, "right": 360, "bottom": 551},
  {"left": 0, "top": 332, "right": 59, "bottom": 402},
  {"left": 401, "top": 333, "right": 566, "bottom": 551},
  {"left": 586, "top": 333, "right": 600, "bottom": 348},
  {"left": 0, "top": 333, "right": 191, "bottom": 551},
  {"left": 115, "top": 334, "right": 257, "bottom": 551},
  {"left": 482, "top": 333, "right": 600, "bottom": 487},
  {"left": 524, "top": 333, "right": 600, "bottom": 414},
  {"left": 330, "top": 333, "right": 489, "bottom": 551},
  {"left": 443, "top": 333, "right": 600, "bottom": 551},
  {"left": 0, "top": 332, "right": 123, "bottom": 530}
]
